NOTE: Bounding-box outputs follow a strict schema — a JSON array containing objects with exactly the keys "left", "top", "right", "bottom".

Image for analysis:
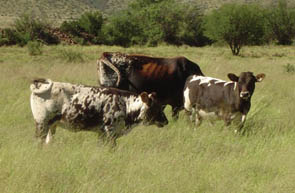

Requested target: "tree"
[
  {"left": 265, "top": 0, "right": 295, "bottom": 45},
  {"left": 203, "top": 4, "right": 265, "bottom": 55}
]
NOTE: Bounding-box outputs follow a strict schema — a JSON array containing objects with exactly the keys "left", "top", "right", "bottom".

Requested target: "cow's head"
[
  {"left": 30, "top": 78, "right": 53, "bottom": 95},
  {"left": 228, "top": 72, "right": 265, "bottom": 100},
  {"left": 139, "top": 92, "right": 168, "bottom": 127}
]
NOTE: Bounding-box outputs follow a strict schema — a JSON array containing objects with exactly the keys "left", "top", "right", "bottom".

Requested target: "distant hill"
[{"left": 0, "top": 0, "right": 294, "bottom": 28}]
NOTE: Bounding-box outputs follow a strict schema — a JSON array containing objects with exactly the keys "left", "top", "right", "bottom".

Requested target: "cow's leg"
[
  {"left": 35, "top": 121, "right": 51, "bottom": 144},
  {"left": 171, "top": 107, "right": 179, "bottom": 120},
  {"left": 45, "top": 125, "right": 57, "bottom": 144},
  {"left": 195, "top": 111, "right": 202, "bottom": 127},
  {"left": 172, "top": 105, "right": 183, "bottom": 120},
  {"left": 102, "top": 125, "right": 117, "bottom": 147},
  {"left": 235, "top": 114, "right": 247, "bottom": 134}
]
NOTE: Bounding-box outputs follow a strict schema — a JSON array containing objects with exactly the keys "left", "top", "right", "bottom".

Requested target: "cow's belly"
[
  {"left": 197, "top": 108, "right": 242, "bottom": 123},
  {"left": 129, "top": 77, "right": 183, "bottom": 105}
]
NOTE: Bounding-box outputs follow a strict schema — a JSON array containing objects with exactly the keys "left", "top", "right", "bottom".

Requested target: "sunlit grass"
[{"left": 1, "top": 45, "right": 295, "bottom": 193}]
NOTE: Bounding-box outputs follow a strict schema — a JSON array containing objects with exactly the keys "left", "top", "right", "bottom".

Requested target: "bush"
[
  {"left": 178, "top": 5, "right": 211, "bottom": 46},
  {"left": 265, "top": 0, "right": 295, "bottom": 45},
  {"left": 60, "top": 20, "right": 81, "bottom": 37},
  {"left": 203, "top": 3, "right": 266, "bottom": 55},
  {"left": 27, "top": 41, "right": 43, "bottom": 56},
  {"left": 1, "top": 28, "right": 30, "bottom": 46},
  {"left": 0, "top": 31, "right": 10, "bottom": 46},
  {"left": 60, "top": 11, "right": 104, "bottom": 44},
  {"left": 103, "top": 0, "right": 208, "bottom": 47},
  {"left": 14, "top": 14, "right": 59, "bottom": 45}
]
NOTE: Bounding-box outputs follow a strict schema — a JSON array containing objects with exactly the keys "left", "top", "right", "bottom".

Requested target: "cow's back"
[{"left": 126, "top": 56, "right": 204, "bottom": 104}]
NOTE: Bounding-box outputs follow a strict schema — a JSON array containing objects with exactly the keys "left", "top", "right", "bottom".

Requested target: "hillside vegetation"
[
  {"left": 1, "top": 45, "right": 295, "bottom": 192},
  {"left": 1, "top": 0, "right": 294, "bottom": 27}
]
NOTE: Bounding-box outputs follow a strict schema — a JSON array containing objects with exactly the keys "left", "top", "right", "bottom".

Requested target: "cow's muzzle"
[
  {"left": 240, "top": 91, "right": 250, "bottom": 99},
  {"left": 156, "top": 119, "right": 168, "bottom": 127}
]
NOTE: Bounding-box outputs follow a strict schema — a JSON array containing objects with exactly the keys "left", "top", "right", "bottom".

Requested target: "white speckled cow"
[
  {"left": 30, "top": 79, "right": 168, "bottom": 145},
  {"left": 184, "top": 72, "right": 265, "bottom": 132}
]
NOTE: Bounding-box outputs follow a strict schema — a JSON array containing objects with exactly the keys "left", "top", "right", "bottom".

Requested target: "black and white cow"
[
  {"left": 184, "top": 72, "right": 265, "bottom": 131},
  {"left": 30, "top": 79, "right": 168, "bottom": 145}
]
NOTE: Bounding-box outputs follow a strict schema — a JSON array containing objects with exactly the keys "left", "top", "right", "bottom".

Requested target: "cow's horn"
[
  {"left": 99, "top": 58, "right": 121, "bottom": 87},
  {"left": 30, "top": 79, "right": 53, "bottom": 94}
]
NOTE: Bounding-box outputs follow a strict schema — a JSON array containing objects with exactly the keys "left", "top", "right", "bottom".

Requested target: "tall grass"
[{"left": 0, "top": 45, "right": 295, "bottom": 193}]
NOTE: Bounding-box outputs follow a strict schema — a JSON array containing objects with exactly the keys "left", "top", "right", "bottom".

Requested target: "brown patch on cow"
[
  {"left": 139, "top": 63, "right": 175, "bottom": 79},
  {"left": 141, "top": 63, "right": 156, "bottom": 77}
]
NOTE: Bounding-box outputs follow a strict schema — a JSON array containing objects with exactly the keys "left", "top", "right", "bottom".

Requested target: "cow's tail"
[
  {"left": 30, "top": 78, "right": 53, "bottom": 94},
  {"left": 97, "top": 53, "right": 121, "bottom": 87}
]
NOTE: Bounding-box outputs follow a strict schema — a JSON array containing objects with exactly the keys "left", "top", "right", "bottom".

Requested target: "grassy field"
[{"left": 0, "top": 45, "right": 295, "bottom": 193}]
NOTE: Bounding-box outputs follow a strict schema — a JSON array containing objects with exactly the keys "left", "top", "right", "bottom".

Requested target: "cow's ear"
[
  {"left": 255, "top": 73, "right": 265, "bottom": 82},
  {"left": 140, "top": 92, "right": 150, "bottom": 104},
  {"left": 148, "top": 92, "right": 157, "bottom": 100},
  {"left": 228, "top": 73, "right": 239, "bottom": 82}
]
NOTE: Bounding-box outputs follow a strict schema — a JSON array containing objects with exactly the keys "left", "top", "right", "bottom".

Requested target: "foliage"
[
  {"left": 1, "top": 1, "right": 295, "bottom": 47},
  {"left": 203, "top": 3, "right": 266, "bottom": 55},
  {"left": 103, "top": 0, "right": 209, "bottom": 47},
  {"left": 27, "top": 41, "right": 43, "bottom": 56},
  {"left": 13, "top": 14, "right": 59, "bottom": 45},
  {"left": 177, "top": 4, "right": 211, "bottom": 46},
  {"left": 0, "top": 28, "right": 30, "bottom": 46},
  {"left": 265, "top": 0, "right": 295, "bottom": 45},
  {"left": 60, "top": 11, "right": 104, "bottom": 44},
  {"left": 102, "top": 12, "right": 142, "bottom": 47}
]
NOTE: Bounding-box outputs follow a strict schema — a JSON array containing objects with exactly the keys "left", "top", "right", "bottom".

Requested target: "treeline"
[{"left": 0, "top": 0, "right": 294, "bottom": 55}]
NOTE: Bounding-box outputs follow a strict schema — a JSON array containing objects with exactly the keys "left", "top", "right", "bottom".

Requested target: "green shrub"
[
  {"left": 78, "top": 11, "right": 103, "bottom": 36},
  {"left": 27, "top": 41, "right": 43, "bottom": 56},
  {"left": 60, "top": 20, "right": 81, "bottom": 36},
  {"left": 1, "top": 28, "right": 30, "bottom": 46},
  {"left": 203, "top": 3, "right": 266, "bottom": 55},
  {"left": 265, "top": 0, "right": 295, "bottom": 45},
  {"left": 178, "top": 5, "right": 211, "bottom": 46},
  {"left": 0, "top": 32, "right": 9, "bottom": 46},
  {"left": 103, "top": 0, "right": 208, "bottom": 47},
  {"left": 102, "top": 12, "right": 143, "bottom": 47},
  {"left": 14, "top": 14, "right": 59, "bottom": 45},
  {"left": 60, "top": 11, "right": 104, "bottom": 44}
]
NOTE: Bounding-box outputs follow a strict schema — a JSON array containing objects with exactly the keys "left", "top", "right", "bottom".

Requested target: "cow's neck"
[
  {"left": 233, "top": 83, "right": 251, "bottom": 114},
  {"left": 58, "top": 82, "right": 79, "bottom": 95},
  {"left": 125, "top": 96, "right": 143, "bottom": 125}
]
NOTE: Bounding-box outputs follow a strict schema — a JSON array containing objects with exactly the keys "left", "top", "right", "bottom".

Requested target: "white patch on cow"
[
  {"left": 224, "top": 82, "right": 233, "bottom": 87},
  {"left": 198, "top": 110, "right": 216, "bottom": 118},
  {"left": 241, "top": 114, "right": 246, "bottom": 123},
  {"left": 190, "top": 76, "right": 230, "bottom": 87},
  {"left": 183, "top": 87, "right": 191, "bottom": 111},
  {"left": 127, "top": 95, "right": 143, "bottom": 113},
  {"left": 189, "top": 75, "right": 202, "bottom": 83},
  {"left": 45, "top": 129, "right": 53, "bottom": 144}
]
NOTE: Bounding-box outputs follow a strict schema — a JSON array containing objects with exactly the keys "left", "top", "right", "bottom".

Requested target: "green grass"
[{"left": 1, "top": 45, "right": 295, "bottom": 193}]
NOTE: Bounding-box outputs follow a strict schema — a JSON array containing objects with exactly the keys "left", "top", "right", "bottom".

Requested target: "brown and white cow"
[
  {"left": 30, "top": 79, "right": 168, "bottom": 145},
  {"left": 184, "top": 72, "right": 265, "bottom": 132},
  {"left": 97, "top": 52, "right": 204, "bottom": 119}
]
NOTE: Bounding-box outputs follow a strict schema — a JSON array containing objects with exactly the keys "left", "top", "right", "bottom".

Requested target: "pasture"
[{"left": 0, "top": 45, "right": 295, "bottom": 193}]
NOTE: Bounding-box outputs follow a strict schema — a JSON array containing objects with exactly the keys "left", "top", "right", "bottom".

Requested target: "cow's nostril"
[{"left": 240, "top": 91, "right": 250, "bottom": 98}]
